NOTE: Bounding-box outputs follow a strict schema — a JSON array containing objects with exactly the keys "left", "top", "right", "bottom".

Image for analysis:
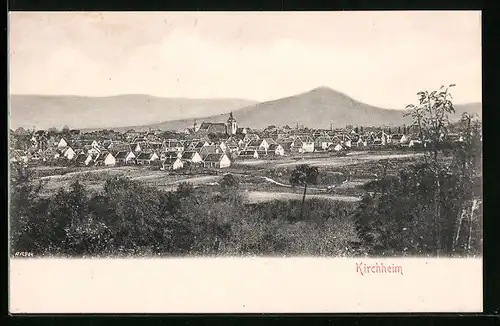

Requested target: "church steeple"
[{"left": 226, "top": 112, "right": 237, "bottom": 135}]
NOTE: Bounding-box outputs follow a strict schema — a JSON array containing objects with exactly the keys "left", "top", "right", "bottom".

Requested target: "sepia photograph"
[{"left": 8, "top": 11, "right": 483, "bottom": 313}]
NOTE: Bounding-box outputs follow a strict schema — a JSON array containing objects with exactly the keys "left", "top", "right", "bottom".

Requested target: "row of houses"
[
  {"left": 9, "top": 130, "right": 421, "bottom": 168},
  {"left": 13, "top": 112, "right": 474, "bottom": 169}
]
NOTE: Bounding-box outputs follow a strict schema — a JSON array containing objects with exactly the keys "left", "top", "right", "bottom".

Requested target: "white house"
[
  {"left": 162, "top": 157, "right": 184, "bottom": 170},
  {"left": 161, "top": 151, "right": 183, "bottom": 160},
  {"left": 390, "top": 134, "right": 408, "bottom": 145},
  {"left": 203, "top": 153, "right": 231, "bottom": 169},
  {"left": 95, "top": 152, "right": 116, "bottom": 166},
  {"left": 84, "top": 154, "right": 95, "bottom": 166},
  {"left": 356, "top": 137, "right": 368, "bottom": 147},
  {"left": 135, "top": 152, "right": 159, "bottom": 164},
  {"left": 315, "top": 136, "right": 333, "bottom": 150},
  {"left": 10, "top": 150, "right": 28, "bottom": 164},
  {"left": 268, "top": 144, "right": 285, "bottom": 156},
  {"left": 103, "top": 153, "right": 116, "bottom": 166},
  {"left": 57, "top": 137, "right": 68, "bottom": 149},
  {"left": 374, "top": 131, "right": 390, "bottom": 146},
  {"left": 239, "top": 150, "right": 259, "bottom": 159},
  {"left": 301, "top": 142, "right": 315, "bottom": 153},
  {"left": 243, "top": 133, "right": 260, "bottom": 142},
  {"left": 218, "top": 141, "right": 228, "bottom": 153},
  {"left": 87, "top": 147, "right": 101, "bottom": 155},
  {"left": 200, "top": 145, "right": 224, "bottom": 159},
  {"left": 131, "top": 143, "right": 144, "bottom": 153},
  {"left": 63, "top": 147, "right": 76, "bottom": 160},
  {"left": 75, "top": 153, "right": 95, "bottom": 166},
  {"left": 292, "top": 137, "right": 315, "bottom": 153},
  {"left": 409, "top": 139, "right": 423, "bottom": 148},
  {"left": 333, "top": 143, "right": 344, "bottom": 152},
  {"left": 181, "top": 151, "right": 203, "bottom": 164},
  {"left": 260, "top": 138, "right": 276, "bottom": 151},
  {"left": 114, "top": 151, "right": 136, "bottom": 164},
  {"left": 163, "top": 140, "right": 184, "bottom": 152}
]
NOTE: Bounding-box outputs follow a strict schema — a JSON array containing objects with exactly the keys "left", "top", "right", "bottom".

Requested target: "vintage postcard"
[{"left": 8, "top": 11, "right": 482, "bottom": 313}]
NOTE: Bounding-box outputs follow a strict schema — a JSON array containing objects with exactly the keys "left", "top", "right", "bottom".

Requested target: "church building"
[{"left": 192, "top": 112, "right": 239, "bottom": 136}]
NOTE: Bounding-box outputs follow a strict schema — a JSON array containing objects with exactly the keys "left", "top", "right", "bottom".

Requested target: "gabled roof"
[
  {"left": 10, "top": 150, "right": 22, "bottom": 161},
  {"left": 315, "top": 135, "right": 332, "bottom": 142},
  {"left": 239, "top": 150, "right": 257, "bottom": 156},
  {"left": 163, "top": 151, "right": 180, "bottom": 158},
  {"left": 267, "top": 143, "right": 282, "bottom": 151},
  {"left": 164, "top": 140, "right": 183, "bottom": 147},
  {"left": 109, "top": 143, "right": 131, "bottom": 153},
  {"left": 201, "top": 145, "right": 220, "bottom": 153},
  {"left": 204, "top": 153, "right": 225, "bottom": 162},
  {"left": 181, "top": 151, "right": 198, "bottom": 160},
  {"left": 207, "top": 123, "right": 226, "bottom": 134},
  {"left": 350, "top": 135, "right": 361, "bottom": 142},
  {"left": 243, "top": 133, "right": 260, "bottom": 140},
  {"left": 114, "top": 151, "right": 132, "bottom": 159},
  {"left": 95, "top": 152, "right": 111, "bottom": 161},
  {"left": 199, "top": 122, "right": 212, "bottom": 130},
  {"left": 75, "top": 153, "right": 89, "bottom": 163},
  {"left": 136, "top": 152, "right": 154, "bottom": 160},
  {"left": 162, "top": 157, "right": 181, "bottom": 165},
  {"left": 296, "top": 135, "right": 314, "bottom": 143},
  {"left": 391, "top": 134, "right": 404, "bottom": 141},
  {"left": 263, "top": 138, "right": 277, "bottom": 144},
  {"left": 247, "top": 139, "right": 262, "bottom": 147}
]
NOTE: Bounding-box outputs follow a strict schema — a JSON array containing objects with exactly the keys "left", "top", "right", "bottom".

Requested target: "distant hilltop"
[
  {"left": 135, "top": 87, "right": 482, "bottom": 132},
  {"left": 9, "top": 95, "right": 257, "bottom": 130},
  {"left": 9, "top": 87, "right": 481, "bottom": 131}
]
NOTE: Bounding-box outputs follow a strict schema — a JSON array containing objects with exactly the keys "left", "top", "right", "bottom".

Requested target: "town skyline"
[{"left": 9, "top": 11, "right": 481, "bottom": 110}]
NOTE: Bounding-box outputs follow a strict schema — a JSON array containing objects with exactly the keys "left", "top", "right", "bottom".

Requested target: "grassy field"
[{"left": 33, "top": 150, "right": 424, "bottom": 201}]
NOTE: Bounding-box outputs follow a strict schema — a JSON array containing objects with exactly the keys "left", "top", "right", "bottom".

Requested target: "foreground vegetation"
[{"left": 10, "top": 168, "right": 364, "bottom": 257}]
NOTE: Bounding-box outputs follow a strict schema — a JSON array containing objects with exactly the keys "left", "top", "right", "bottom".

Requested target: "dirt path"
[
  {"left": 161, "top": 175, "right": 220, "bottom": 186},
  {"left": 274, "top": 153, "right": 423, "bottom": 168},
  {"left": 245, "top": 191, "right": 361, "bottom": 203},
  {"left": 228, "top": 173, "right": 337, "bottom": 192},
  {"left": 39, "top": 166, "right": 132, "bottom": 180}
]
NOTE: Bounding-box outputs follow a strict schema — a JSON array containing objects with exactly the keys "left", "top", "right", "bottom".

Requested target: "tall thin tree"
[
  {"left": 404, "top": 84, "right": 456, "bottom": 256},
  {"left": 289, "top": 164, "right": 319, "bottom": 220}
]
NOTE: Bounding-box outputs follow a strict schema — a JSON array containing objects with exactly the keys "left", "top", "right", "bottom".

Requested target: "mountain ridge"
[
  {"left": 9, "top": 94, "right": 257, "bottom": 130},
  {"left": 135, "top": 87, "right": 481, "bottom": 131},
  {"left": 9, "top": 87, "right": 482, "bottom": 131}
]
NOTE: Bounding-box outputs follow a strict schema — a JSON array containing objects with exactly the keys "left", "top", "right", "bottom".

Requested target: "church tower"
[
  {"left": 193, "top": 120, "right": 200, "bottom": 132},
  {"left": 226, "top": 112, "right": 237, "bottom": 135}
]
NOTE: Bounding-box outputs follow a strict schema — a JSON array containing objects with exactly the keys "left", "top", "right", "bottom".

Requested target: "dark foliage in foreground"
[{"left": 10, "top": 167, "right": 362, "bottom": 257}]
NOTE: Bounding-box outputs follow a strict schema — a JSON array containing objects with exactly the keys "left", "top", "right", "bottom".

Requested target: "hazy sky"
[{"left": 9, "top": 11, "right": 481, "bottom": 109}]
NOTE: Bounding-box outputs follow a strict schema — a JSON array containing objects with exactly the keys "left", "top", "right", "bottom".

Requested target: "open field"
[
  {"left": 34, "top": 150, "right": 424, "bottom": 201},
  {"left": 245, "top": 191, "right": 361, "bottom": 203},
  {"left": 234, "top": 152, "right": 423, "bottom": 168}
]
